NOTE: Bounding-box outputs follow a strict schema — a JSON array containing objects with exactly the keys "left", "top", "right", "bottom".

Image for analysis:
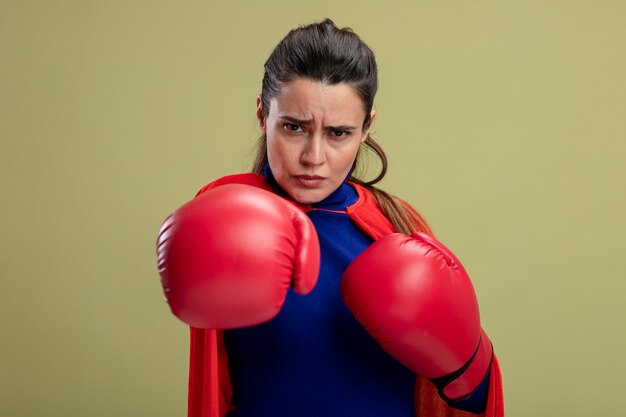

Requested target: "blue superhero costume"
[{"left": 186, "top": 169, "right": 504, "bottom": 417}]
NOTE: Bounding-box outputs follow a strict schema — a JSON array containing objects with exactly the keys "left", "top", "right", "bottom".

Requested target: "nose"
[{"left": 300, "top": 134, "right": 326, "bottom": 166}]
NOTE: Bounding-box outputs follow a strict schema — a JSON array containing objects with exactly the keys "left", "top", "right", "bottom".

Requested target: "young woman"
[{"left": 157, "top": 19, "right": 504, "bottom": 417}]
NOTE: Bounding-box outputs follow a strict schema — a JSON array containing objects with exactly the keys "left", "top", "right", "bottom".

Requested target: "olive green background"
[{"left": 2, "top": 1, "right": 625, "bottom": 416}]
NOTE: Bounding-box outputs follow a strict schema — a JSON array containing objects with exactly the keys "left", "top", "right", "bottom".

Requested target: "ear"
[
  {"left": 256, "top": 95, "right": 266, "bottom": 131},
  {"left": 361, "top": 110, "right": 376, "bottom": 143}
]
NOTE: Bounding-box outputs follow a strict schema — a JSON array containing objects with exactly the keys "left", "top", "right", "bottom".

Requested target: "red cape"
[{"left": 186, "top": 173, "right": 504, "bottom": 417}]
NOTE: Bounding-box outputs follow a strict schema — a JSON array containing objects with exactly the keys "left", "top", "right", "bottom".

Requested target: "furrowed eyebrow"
[
  {"left": 280, "top": 116, "right": 313, "bottom": 125},
  {"left": 279, "top": 115, "right": 358, "bottom": 131},
  {"left": 327, "top": 125, "right": 358, "bottom": 131}
]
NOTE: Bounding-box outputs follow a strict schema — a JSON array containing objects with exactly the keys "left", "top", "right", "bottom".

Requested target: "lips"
[
  {"left": 296, "top": 175, "right": 325, "bottom": 180},
  {"left": 294, "top": 174, "right": 326, "bottom": 187}
]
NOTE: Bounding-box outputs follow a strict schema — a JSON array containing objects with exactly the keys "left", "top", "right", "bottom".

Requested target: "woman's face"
[{"left": 257, "top": 77, "right": 375, "bottom": 204}]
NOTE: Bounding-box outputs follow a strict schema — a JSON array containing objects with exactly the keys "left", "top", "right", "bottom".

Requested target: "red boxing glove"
[
  {"left": 340, "top": 232, "right": 493, "bottom": 402},
  {"left": 156, "top": 184, "right": 320, "bottom": 329}
]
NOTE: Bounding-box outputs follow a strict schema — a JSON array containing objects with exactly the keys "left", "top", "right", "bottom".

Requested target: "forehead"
[{"left": 270, "top": 78, "right": 366, "bottom": 123}]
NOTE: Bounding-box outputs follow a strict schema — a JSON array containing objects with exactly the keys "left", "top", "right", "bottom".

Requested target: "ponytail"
[{"left": 348, "top": 135, "right": 432, "bottom": 236}]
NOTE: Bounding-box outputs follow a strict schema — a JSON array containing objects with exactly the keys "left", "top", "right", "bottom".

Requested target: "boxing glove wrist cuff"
[{"left": 430, "top": 328, "right": 494, "bottom": 403}]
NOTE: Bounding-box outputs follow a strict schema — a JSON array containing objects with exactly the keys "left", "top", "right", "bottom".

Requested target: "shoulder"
[
  {"left": 348, "top": 181, "right": 434, "bottom": 237},
  {"left": 344, "top": 182, "right": 396, "bottom": 240},
  {"left": 194, "top": 173, "right": 313, "bottom": 212},
  {"left": 393, "top": 195, "right": 432, "bottom": 230},
  {"left": 194, "top": 173, "right": 272, "bottom": 197}
]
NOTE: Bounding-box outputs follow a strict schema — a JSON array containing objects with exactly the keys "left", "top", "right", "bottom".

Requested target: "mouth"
[{"left": 294, "top": 175, "right": 326, "bottom": 188}]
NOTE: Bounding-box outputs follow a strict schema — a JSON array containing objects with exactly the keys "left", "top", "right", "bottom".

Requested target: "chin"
[{"left": 289, "top": 189, "right": 327, "bottom": 205}]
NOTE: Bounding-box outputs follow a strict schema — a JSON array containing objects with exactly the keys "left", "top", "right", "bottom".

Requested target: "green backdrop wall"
[{"left": 2, "top": 1, "right": 625, "bottom": 416}]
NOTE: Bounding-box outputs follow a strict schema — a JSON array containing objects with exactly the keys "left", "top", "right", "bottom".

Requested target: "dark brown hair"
[{"left": 252, "top": 18, "right": 430, "bottom": 235}]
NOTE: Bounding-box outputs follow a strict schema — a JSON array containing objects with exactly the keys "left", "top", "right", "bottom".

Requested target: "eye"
[
  {"left": 330, "top": 129, "right": 349, "bottom": 138},
  {"left": 283, "top": 123, "right": 304, "bottom": 133}
]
